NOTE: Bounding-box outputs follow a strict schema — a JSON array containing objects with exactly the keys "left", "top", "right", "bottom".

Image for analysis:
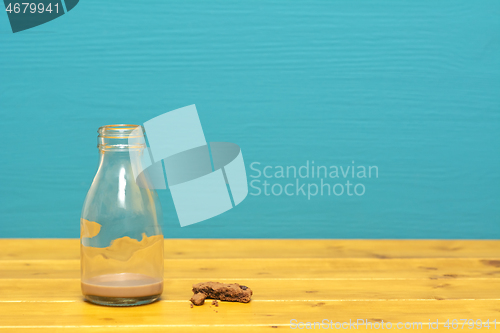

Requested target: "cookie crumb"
[
  {"left": 190, "top": 303, "right": 193, "bottom": 308},
  {"left": 212, "top": 300, "right": 219, "bottom": 307},
  {"left": 190, "top": 292, "right": 207, "bottom": 306}
]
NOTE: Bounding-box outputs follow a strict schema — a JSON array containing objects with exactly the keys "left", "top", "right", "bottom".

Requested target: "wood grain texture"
[
  {"left": 1, "top": 328, "right": 497, "bottom": 333},
  {"left": 1, "top": 239, "right": 499, "bottom": 260},
  {"left": 0, "top": 258, "right": 498, "bottom": 279},
  {"left": 0, "top": 239, "right": 498, "bottom": 331},
  {"left": 1, "top": 300, "right": 499, "bottom": 326},
  {"left": 1, "top": 279, "right": 499, "bottom": 301}
]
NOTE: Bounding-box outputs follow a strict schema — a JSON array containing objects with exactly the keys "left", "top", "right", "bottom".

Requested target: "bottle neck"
[
  {"left": 96, "top": 125, "right": 147, "bottom": 181},
  {"left": 98, "top": 150, "right": 133, "bottom": 165},
  {"left": 98, "top": 124, "right": 145, "bottom": 153}
]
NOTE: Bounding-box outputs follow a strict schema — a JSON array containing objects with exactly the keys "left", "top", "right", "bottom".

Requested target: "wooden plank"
[
  {"left": 3, "top": 328, "right": 497, "bottom": 333},
  {"left": 164, "top": 239, "right": 500, "bottom": 259},
  {"left": 0, "top": 258, "right": 498, "bottom": 279},
  {"left": 0, "top": 239, "right": 79, "bottom": 260},
  {"left": 0, "top": 300, "right": 498, "bottom": 328},
  {"left": 0, "top": 278, "right": 499, "bottom": 302},
  {"left": 2, "top": 328, "right": 498, "bottom": 333},
  {"left": 0, "top": 239, "right": 499, "bottom": 260}
]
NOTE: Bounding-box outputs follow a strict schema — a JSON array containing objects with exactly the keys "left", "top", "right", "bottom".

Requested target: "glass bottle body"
[{"left": 81, "top": 125, "right": 164, "bottom": 306}]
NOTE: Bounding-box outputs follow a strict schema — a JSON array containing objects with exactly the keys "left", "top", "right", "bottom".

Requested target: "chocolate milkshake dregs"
[{"left": 80, "top": 125, "right": 164, "bottom": 306}]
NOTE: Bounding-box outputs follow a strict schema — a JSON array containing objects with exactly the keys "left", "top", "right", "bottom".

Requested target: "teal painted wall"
[{"left": 0, "top": 1, "right": 499, "bottom": 238}]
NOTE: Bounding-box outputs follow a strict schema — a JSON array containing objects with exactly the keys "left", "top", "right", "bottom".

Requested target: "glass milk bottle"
[{"left": 80, "top": 124, "right": 164, "bottom": 306}]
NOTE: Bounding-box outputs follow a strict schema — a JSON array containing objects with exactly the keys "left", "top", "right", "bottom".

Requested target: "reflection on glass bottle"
[{"left": 81, "top": 124, "right": 164, "bottom": 306}]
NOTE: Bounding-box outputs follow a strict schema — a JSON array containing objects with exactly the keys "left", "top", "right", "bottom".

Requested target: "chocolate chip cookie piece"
[
  {"left": 192, "top": 282, "right": 253, "bottom": 303},
  {"left": 190, "top": 292, "right": 207, "bottom": 306}
]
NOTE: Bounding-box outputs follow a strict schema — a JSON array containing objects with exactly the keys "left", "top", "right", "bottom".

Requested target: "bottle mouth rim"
[{"left": 98, "top": 124, "right": 143, "bottom": 139}]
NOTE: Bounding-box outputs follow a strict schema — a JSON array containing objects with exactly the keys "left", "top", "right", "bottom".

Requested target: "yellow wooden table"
[{"left": 0, "top": 239, "right": 499, "bottom": 332}]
